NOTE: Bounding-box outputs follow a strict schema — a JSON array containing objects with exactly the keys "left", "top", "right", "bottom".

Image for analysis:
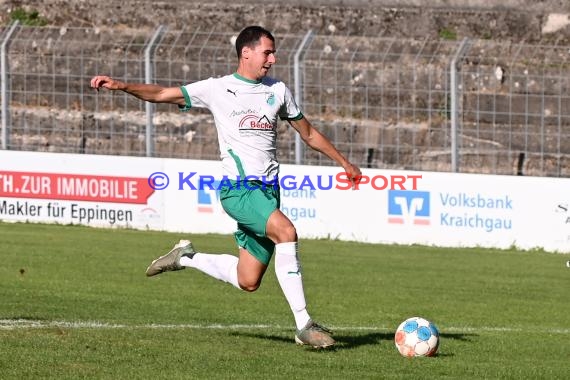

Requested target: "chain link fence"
[{"left": 1, "top": 23, "right": 568, "bottom": 177}]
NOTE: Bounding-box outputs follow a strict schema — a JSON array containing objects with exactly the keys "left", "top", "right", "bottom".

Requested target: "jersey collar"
[{"left": 233, "top": 72, "right": 261, "bottom": 84}]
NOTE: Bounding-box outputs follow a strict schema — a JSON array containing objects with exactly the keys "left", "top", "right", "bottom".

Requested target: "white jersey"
[{"left": 180, "top": 73, "right": 302, "bottom": 181}]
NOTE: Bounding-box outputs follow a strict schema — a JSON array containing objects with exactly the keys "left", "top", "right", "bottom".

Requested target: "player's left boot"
[
  {"left": 145, "top": 240, "right": 195, "bottom": 277},
  {"left": 294, "top": 319, "right": 335, "bottom": 349}
]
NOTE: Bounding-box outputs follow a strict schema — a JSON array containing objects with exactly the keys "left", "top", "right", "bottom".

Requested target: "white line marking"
[{"left": 0, "top": 319, "right": 568, "bottom": 334}]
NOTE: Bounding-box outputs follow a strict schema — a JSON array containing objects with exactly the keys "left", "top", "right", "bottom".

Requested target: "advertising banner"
[
  {"left": 0, "top": 151, "right": 165, "bottom": 230},
  {"left": 1, "top": 150, "right": 568, "bottom": 253}
]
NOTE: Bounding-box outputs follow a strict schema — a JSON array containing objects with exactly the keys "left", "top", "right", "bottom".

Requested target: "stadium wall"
[{"left": 1, "top": 150, "right": 568, "bottom": 253}]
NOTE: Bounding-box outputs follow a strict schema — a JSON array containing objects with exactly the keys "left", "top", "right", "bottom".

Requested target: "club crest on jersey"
[{"left": 266, "top": 92, "right": 275, "bottom": 106}]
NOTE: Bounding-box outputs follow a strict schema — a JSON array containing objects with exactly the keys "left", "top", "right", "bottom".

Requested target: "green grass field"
[{"left": 1, "top": 221, "right": 569, "bottom": 379}]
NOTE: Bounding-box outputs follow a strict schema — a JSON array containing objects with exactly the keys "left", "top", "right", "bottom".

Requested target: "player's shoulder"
[
  {"left": 200, "top": 74, "right": 238, "bottom": 91},
  {"left": 261, "top": 76, "right": 285, "bottom": 87},
  {"left": 208, "top": 74, "right": 234, "bottom": 84},
  {"left": 261, "top": 77, "right": 292, "bottom": 95}
]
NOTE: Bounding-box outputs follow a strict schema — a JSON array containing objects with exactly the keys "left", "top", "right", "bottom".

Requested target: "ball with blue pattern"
[{"left": 395, "top": 316, "right": 440, "bottom": 357}]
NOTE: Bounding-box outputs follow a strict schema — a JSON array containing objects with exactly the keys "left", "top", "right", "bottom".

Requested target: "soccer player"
[{"left": 90, "top": 25, "right": 361, "bottom": 348}]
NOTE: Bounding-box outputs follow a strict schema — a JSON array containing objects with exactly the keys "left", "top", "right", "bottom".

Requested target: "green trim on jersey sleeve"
[
  {"left": 282, "top": 112, "right": 304, "bottom": 121},
  {"left": 227, "top": 149, "right": 246, "bottom": 178},
  {"left": 178, "top": 86, "right": 192, "bottom": 112}
]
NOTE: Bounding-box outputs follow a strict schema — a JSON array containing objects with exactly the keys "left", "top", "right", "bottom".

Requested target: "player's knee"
[
  {"left": 267, "top": 211, "right": 298, "bottom": 243},
  {"left": 237, "top": 273, "right": 261, "bottom": 292},
  {"left": 276, "top": 224, "right": 297, "bottom": 243},
  {"left": 238, "top": 280, "right": 260, "bottom": 292}
]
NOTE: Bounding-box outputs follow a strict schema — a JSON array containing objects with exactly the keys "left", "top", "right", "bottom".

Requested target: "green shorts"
[{"left": 219, "top": 181, "right": 280, "bottom": 265}]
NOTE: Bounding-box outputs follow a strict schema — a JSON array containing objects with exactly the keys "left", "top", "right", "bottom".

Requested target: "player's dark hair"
[{"left": 235, "top": 26, "right": 274, "bottom": 58}]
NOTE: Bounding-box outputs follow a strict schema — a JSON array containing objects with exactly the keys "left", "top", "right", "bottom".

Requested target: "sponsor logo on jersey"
[{"left": 238, "top": 115, "right": 274, "bottom": 131}]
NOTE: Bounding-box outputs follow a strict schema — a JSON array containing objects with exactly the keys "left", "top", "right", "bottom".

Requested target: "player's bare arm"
[
  {"left": 90, "top": 75, "right": 186, "bottom": 106},
  {"left": 289, "top": 117, "right": 362, "bottom": 182}
]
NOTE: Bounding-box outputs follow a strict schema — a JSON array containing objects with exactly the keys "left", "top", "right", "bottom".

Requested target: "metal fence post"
[
  {"left": 1, "top": 21, "right": 20, "bottom": 150},
  {"left": 144, "top": 25, "right": 166, "bottom": 157},
  {"left": 449, "top": 37, "right": 470, "bottom": 172},
  {"left": 293, "top": 30, "right": 314, "bottom": 165}
]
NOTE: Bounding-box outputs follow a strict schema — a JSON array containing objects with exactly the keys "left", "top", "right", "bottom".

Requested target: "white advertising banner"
[
  {"left": 1, "top": 150, "right": 568, "bottom": 253},
  {"left": 0, "top": 150, "right": 166, "bottom": 230}
]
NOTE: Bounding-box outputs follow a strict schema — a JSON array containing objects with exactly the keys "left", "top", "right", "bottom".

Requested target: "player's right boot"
[
  {"left": 145, "top": 240, "right": 195, "bottom": 277},
  {"left": 294, "top": 319, "right": 336, "bottom": 349}
]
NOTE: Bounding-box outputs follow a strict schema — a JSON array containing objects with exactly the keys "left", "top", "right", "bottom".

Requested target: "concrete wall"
[
  {"left": 228, "top": 0, "right": 570, "bottom": 11},
  {"left": 2, "top": 0, "right": 569, "bottom": 43}
]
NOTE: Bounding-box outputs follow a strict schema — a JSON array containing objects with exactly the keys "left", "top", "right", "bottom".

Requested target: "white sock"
[
  {"left": 180, "top": 253, "right": 241, "bottom": 289},
  {"left": 274, "top": 242, "right": 311, "bottom": 330}
]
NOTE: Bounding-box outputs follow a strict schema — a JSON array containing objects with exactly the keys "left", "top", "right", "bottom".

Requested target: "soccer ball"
[{"left": 394, "top": 316, "right": 439, "bottom": 357}]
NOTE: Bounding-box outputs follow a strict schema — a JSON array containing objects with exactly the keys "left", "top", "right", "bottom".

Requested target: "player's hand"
[
  {"left": 342, "top": 162, "right": 362, "bottom": 188},
  {"left": 90, "top": 75, "right": 124, "bottom": 92}
]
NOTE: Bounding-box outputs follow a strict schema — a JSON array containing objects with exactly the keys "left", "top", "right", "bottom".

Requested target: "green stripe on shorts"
[{"left": 219, "top": 180, "right": 280, "bottom": 265}]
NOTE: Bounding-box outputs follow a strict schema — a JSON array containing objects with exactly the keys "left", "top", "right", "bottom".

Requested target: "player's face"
[{"left": 246, "top": 36, "right": 276, "bottom": 79}]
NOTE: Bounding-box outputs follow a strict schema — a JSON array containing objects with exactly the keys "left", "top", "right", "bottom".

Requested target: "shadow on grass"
[
  {"left": 230, "top": 331, "right": 476, "bottom": 352},
  {"left": 334, "top": 332, "right": 393, "bottom": 350},
  {"left": 230, "top": 331, "right": 390, "bottom": 350},
  {"left": 440, "top": 332, "right": 476, "bottom": 342}
]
